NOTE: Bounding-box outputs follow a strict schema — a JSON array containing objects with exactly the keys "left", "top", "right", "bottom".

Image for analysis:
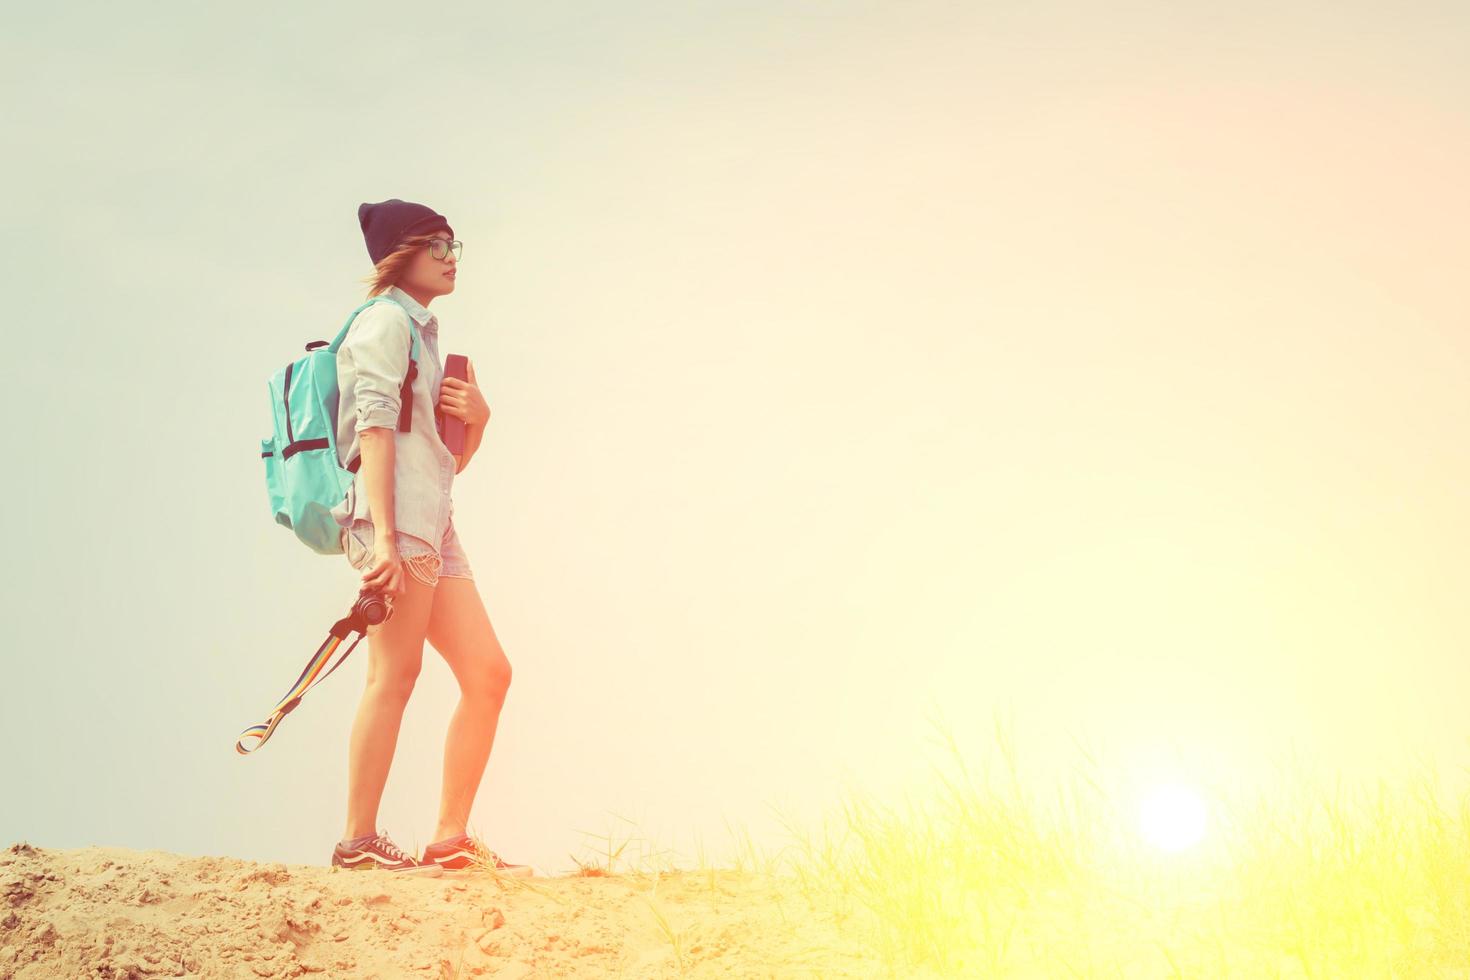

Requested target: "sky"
[{"left": 3, "top": 0, "right": 1469, "bottom": 872}]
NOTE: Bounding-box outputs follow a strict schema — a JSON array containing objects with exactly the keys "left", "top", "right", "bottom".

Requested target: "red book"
[{"left": 438, "top": 354, "right": 468, "bottom": 463}]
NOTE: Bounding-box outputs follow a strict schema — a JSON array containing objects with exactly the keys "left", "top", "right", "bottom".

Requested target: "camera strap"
[{"left": 234, "top": 600, "right": 379, "bottom": 755}]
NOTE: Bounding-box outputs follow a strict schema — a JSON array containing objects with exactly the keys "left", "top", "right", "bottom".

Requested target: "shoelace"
[
  {"left": 465, "top": 836, "right": 498, "bottom": 863},
  {"left": 441, "top": 833, "right": 497, "bottom": 865},
  {"left": 371, "top": 832, "right": 410, "bottom": 862}
]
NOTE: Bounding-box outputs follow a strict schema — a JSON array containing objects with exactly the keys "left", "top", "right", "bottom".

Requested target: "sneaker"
[
  {"left": 421, "top": 832, "right": 534, "bottom": 878},
  {"left": 331, "top": 830, "right": 444, "bottom": 876}
]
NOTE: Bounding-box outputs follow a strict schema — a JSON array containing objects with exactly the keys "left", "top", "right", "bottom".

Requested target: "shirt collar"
[{"left": 385, "top": 285, "right": 438, "bottom": 335}]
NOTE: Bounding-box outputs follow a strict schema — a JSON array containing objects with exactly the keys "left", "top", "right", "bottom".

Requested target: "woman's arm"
[
  {"left": 340, "top": 304, "right": 412, "bottom": 535},
  {"left": 445, "top": 359, "right": 490, "bottom": 475},
  {"left": 456, "top": 422, "right": 484, "bottom": 475},
  {"left": 359, "top": 427, "right": 397, "bottom": 537},
  {"left": 356, "top": 425, "right": 406, "bottom": 597}
]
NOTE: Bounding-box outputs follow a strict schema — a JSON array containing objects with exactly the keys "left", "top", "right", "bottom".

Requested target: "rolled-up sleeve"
[{"left": 340, "top": 304, "right": 411, "bottom": 433}]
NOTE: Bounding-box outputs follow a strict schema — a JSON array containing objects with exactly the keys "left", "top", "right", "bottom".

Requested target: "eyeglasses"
[{"left": 426, "top": 238, "right": 462, "bottom": 261}]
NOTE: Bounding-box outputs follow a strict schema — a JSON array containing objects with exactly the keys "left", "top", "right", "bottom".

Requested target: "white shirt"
[{"left": 329, "top": 284, "right": 457, "bottom": 546}]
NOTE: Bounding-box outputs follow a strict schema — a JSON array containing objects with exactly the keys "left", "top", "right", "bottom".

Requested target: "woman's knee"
[
  {"left": 463, "top": 656, "right": 511, "bottom": 702},
  {"left": 361, "top": 575, "right": 434, "bottom": 699},
  {"left": 366, "top": 659, "right": 422, "bottom": 701}
]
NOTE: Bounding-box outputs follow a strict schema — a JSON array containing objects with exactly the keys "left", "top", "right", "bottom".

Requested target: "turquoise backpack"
[{"left": 260, "top": 296, "right": 421, "bottom": 555}]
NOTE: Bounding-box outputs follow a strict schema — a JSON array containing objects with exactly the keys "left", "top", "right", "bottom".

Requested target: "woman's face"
[{"left": 397, "top": 225, "right": 459, "bottom": 299}]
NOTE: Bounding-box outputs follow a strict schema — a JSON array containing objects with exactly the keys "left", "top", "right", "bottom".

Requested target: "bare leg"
[
  {"left": 425, "top": 576, "right": 513, "bottom": 843},
  {"left": 342, "top": 572, "right": 436, "bottom": 841}
]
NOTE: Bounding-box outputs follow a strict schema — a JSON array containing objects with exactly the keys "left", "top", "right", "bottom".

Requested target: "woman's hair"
[{"left": 360, "top": 231, "right": 443, "bottom": 297}]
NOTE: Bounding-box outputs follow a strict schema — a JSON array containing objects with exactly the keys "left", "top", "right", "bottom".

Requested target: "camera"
[{"left": 354, "top": 587, "right": 394, "bottom": 627}]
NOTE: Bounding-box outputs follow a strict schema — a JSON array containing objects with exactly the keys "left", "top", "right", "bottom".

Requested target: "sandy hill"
[{"left": 0, "top": 840, "right": 874, "bottom": 979}]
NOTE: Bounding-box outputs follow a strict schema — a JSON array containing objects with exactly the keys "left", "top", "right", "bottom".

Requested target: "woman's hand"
[
  {"left": 362, "top": 540, "right": 407, "bottom": 598},
  {"left": 438, "top": 360, "right": 490, "bottom": 428}
]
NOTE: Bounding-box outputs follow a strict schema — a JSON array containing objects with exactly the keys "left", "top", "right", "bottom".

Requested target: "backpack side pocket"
[{"left": 261, "top": 436, "right": 289, "bottom": 528}]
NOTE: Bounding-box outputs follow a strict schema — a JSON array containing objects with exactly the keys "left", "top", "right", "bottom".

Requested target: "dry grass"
[
  {"left": 438, "top": 713, "right": 1470, "bottom": 977},
  {"left": 759, "top": 712, "right": 1470, "bottom": 977}
]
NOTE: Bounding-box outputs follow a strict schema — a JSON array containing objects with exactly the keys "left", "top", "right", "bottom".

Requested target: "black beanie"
[{"left": 357, "top": 198, "right": 455, "bottom": 266}]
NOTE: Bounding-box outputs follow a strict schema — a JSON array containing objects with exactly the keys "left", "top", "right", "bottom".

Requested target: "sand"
[{"left": 0, "top": 840, "right": 877, "bottom": 979}]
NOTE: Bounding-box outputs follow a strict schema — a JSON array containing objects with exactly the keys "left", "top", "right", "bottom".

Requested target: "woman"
[{"left": 326, "top": 198, "right": 531, "bottom": 878}]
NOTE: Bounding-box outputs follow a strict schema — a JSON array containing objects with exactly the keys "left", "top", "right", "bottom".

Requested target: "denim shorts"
[{"left": 341, "top": 518, "right": 474, "bottom": 589}]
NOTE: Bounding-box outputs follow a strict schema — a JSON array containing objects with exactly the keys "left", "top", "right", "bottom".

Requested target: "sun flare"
[{"left": 1137, "top": 783, "right": 1208, "bottom": 853}]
